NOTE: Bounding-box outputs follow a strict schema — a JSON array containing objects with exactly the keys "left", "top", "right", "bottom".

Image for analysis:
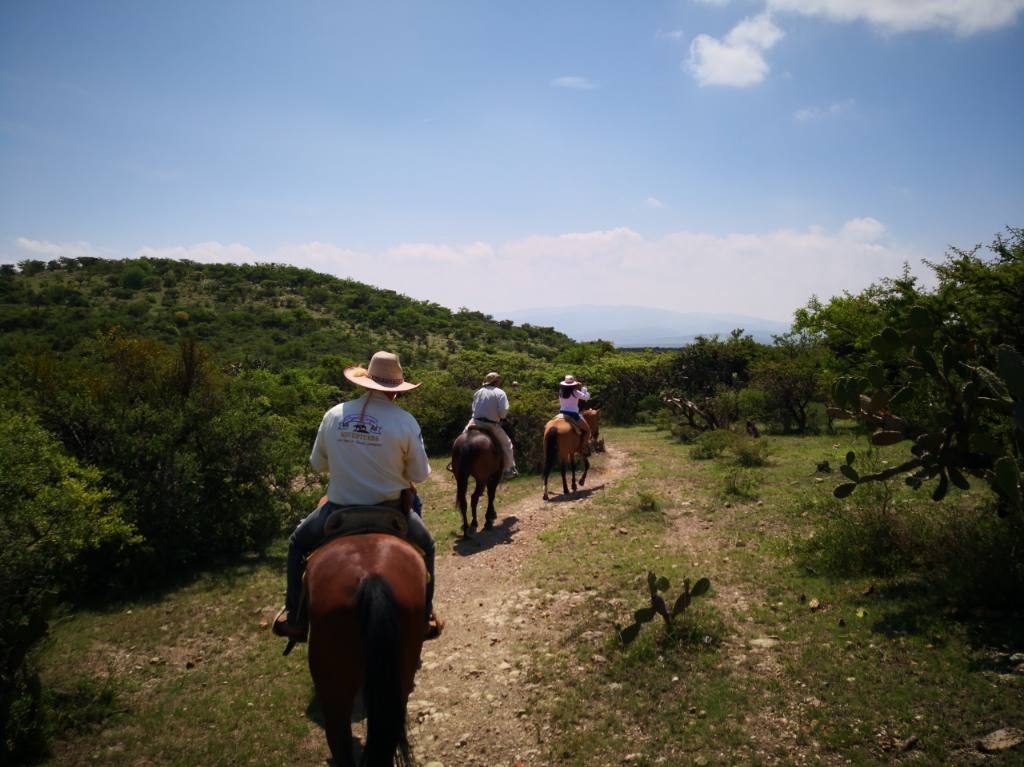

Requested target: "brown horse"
[
  {"left": 581, "top": 408, "right": 602, "bottom": 452},
  {"left": 305, "top": 533, "right": 426, "bottom": 767},
  {"left": 542, "top": 416, "right": 590, "bottom": 501},
  {"left": 449, "top": 427, "right": 502, "bottom": 536}
]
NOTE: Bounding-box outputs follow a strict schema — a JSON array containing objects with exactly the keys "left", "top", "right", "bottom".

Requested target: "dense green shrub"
[
  {"left": 800, "top": 481, "right": 1024, "bottom": 608},
  {"left": 0, "top": 410, "right": 136, "bottom": 762},
  {"left": 7, "top": 333, "right": 303, "bottom": 581}
]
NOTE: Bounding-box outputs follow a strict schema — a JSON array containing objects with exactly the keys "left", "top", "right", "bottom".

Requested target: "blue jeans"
[
  {"left": 285, "top": 498, "right": 436, "bottom": 621},
  {"left": 559, "top": 410, "right": 582, "bottom": 421}
]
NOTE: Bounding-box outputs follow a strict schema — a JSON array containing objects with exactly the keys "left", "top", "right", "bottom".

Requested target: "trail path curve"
[{"left": 403, "top": 446, "right": 632, "bottom": 767}]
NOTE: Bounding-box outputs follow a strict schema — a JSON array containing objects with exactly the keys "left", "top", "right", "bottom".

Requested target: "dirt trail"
[{"left": 401, "top": 446, "right": 633, "bottom": 767}]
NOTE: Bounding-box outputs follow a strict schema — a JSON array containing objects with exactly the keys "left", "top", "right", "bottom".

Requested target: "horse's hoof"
[
  {"left": 543, "top": 493, "right": 549, "bottom": 501},
  {"left": 484, "top": 520, "right": 494, "bottom": 530}
]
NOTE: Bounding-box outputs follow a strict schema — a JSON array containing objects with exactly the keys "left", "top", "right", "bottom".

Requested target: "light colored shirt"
[
  {"left": 558, "top": 386, "right": 590, "bottom": 414},
  {"left": 471, "top": 385, "right": 509, "bottom": 422},
  {"left": 310, "top": 392, "right": 431, "bottom": 506}
]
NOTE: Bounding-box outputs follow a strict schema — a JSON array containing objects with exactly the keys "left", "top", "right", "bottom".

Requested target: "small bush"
[
  {"left": 721, "top": 469, "right": 760, "bottom": 500},
  {"left": 732, "top": 437, "right": 770, "bottom": 467},
  {"left": 799, "top": 482, "right": 1024, "bottom": 608},
  {"left": 632, "top": 492, "right": 662, "bottom": 514},
  {"left": 669, "top": 422, "right": 702, "bottom": 443},
  {"left": 690, "top": 430, "right": 736, "bottom": 460}
]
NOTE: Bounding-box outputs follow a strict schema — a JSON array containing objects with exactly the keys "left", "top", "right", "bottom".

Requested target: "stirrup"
[{"left": 272, "top": 608, "right": 307, "bottom": 655}]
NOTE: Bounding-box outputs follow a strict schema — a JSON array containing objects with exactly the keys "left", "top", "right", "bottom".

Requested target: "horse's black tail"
[
  {"left": 357, "top": 575, "right": 413, "bottom": 767},
  {"left": 543, "top": 425, "right": 559, "bottom": 476}
]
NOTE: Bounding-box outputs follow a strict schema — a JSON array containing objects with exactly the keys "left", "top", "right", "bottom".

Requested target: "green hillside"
[{"left": 0, "top": 257, "right": 573, "bottom": 367}]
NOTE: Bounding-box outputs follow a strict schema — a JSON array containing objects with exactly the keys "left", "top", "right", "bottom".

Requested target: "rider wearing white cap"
[{"left": 466, "top": 372, "right": 518, "bottom": 479}]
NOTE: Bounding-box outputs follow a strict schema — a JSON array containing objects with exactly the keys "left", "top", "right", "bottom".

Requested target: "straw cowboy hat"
[
  {"left": 344, "top": 351, "right": 420, "bottom": 392},
  {"left": 482, "top": 372, "right": 502, "bottom": 385},
  {"left": 560, "top": 375, "right": 581, "bottom": 387}
]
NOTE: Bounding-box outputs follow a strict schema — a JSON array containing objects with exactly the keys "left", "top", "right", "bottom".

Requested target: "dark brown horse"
[
  {"left": 542, "top": 416, "right": 590, "bottom": 501},
  {"left": 449, "top": 427, "right": 502, "bottom": 536},
  {"left": 305, "top": 533, "right": 426, "bottom": 767}
]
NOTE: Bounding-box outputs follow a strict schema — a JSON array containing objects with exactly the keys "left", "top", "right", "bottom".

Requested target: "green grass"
[
  {"left": 32, "top": 455, "right": 537, "bottom": 766},
  {"left": 523, "top": 426, "right": 1024, "bottom": 766},
  {"left": 34, "top": 430, "right": 1024, "bottom": 766}
]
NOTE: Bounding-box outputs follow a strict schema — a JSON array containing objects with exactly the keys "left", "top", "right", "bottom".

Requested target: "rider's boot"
[
  {"left": 271, "top": 607, "right": 307, "bottom": 641},
  {"left": 425, "top": 610, "right": 445, "bottom": 640}
]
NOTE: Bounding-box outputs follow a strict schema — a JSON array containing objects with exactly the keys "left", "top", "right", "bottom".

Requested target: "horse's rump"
[
  {"left": 305, "top": 534, "right": 426, "bottom": 767},
  {"left": 305, "top": 534, "right": 427, "bottom": 625},
  {"left": 451, "top": 428, "right": 502, "bottom": 478},
  {"left": 543, "top": 417, "right": 581, "bottom": 459}
]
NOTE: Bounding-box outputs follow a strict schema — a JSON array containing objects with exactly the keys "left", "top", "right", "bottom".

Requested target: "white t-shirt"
[
  {"left": 558, "top": 386, "right": 590, "bottom": 414},
  {"left": 471, "top": 385, "right": 509, "bottom": 422},
  {"left": 310, "top": 392, "right": 431, "bottom": 506}
]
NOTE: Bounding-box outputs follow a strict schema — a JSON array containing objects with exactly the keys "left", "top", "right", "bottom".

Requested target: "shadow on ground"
[
  {"left": 307, "top": 690, "right": 366, "bottom": 764},
  {"left": 544, "top": 483, "right": 606, "bottom": 504},
  {"left": 452, "top": 515, "right": 519, "bottom": 556}
]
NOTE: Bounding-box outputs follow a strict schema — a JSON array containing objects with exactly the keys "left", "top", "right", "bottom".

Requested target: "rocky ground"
[{"left": 391, "top": 447, "right": 629, "bottom": 767}]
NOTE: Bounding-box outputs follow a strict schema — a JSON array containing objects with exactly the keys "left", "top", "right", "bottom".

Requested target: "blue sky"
[{"left": 2, "top": 1, "right": 1022, "bottom": 321}]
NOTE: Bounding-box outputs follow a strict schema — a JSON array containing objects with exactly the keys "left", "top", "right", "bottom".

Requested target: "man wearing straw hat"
[{"left": 273, "top": 351, "right": 443, "bottom": 641}]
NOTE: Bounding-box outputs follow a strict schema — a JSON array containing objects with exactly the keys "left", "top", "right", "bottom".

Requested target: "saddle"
[
  {"left": 282, "top": 498, "right": 418, "bottom": 656},
  {"left": 322, "top": 504, "right": 409, "bottom": 540},
  {"left": 555, "top": 413, "right": 585, "bottom": 435}
]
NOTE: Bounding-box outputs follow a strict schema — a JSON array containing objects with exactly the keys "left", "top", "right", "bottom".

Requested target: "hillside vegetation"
[
  {"left": 0, "top": 257, "right": 573, "bottom": 367},
  {"left": 2, "top": 229, "right": 1022, "bottom": 763}
]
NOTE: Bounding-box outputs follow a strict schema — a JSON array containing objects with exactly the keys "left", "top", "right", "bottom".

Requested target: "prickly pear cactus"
[
  {"left": 829, "top": 305, "right": 1023, "bottom": 515},
  {"left": 616, "top": 570, "right": 711, "bottom": 645}
]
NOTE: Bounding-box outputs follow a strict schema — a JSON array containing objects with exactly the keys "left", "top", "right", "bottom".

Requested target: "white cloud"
[
  {"left": 384, "top": 241, "right": 495, "bottom": 266},
  {"left": 768, "top": 0, "right": 1024, "bottom": 34},
  {"left": 645, "top": 196, "right": 666, "bottom": 209},
  {"left": 840, "top": 216, "right": 887, "bottom": 242},
  {"left": 480, "top": 222, "right": 918, "bottom": 320},
  {"left": 726, "top": 12, "right": 785, "bottom": 48},
  {"left": 136, "top": 241, "right": 258, "bottom": 264},
  {"left": 274, "top": 241, "right": 361, "bottom": 269},
  {"left": 687, "top": 13, "right": 784, "bottom": 87},
  {"left": 794, "top": 97, "right": 855, "bottom": 121},
  {"left": 15, "top": 237, "right": 106, "bottom": 259},
  {"left": 549, "top": 76, "right": 599, "bottom": 90},
  {"left": 31, "top": 220, "right": 919, "bottom": 322}
]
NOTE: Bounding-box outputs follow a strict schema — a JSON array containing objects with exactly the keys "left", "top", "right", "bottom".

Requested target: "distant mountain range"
[{"left": 499, "top": 305, "right": 791, "bottom": 348}]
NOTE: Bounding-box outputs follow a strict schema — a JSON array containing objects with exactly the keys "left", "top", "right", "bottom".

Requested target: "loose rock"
[{"left": 977, "top": 728, "right": 1023, "bottom": 753}]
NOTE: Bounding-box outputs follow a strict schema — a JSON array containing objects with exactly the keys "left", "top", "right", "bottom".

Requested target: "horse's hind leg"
[
  {"left": 312, "top": 661, "right": 359, "bottom": 767},
  {"left": 561, "top": 463, "right": 570, "bottom": 495},
  {"left": 469, "top": 479, "right": 484, "bottom": 530},
  {"left": 456, "top": 473, "right": 471, "bottom": 537},
  {"left": 484, "top": 474, "right": 499, "bottom": 529},
  {"left": 579, "top": 455, "right": 590, "bottom": 487},
  {"left": 323, "top": 705, "right": 357, "bottom": 767}
]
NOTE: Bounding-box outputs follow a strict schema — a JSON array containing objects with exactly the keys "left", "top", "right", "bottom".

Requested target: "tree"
[
  {"left": 751, "top": 340, "right": 823, "bottom": 433},
  {"left": 0, "top": 410, "right": 136, "bottom": 761},
  {"left": 828, "top": 229, "right": 1024, "bottom": 515}
]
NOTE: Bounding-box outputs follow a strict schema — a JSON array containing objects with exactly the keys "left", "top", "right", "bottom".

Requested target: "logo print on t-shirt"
[{"left": 339, "top": 413, "right": 383, "bottom": 444}]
